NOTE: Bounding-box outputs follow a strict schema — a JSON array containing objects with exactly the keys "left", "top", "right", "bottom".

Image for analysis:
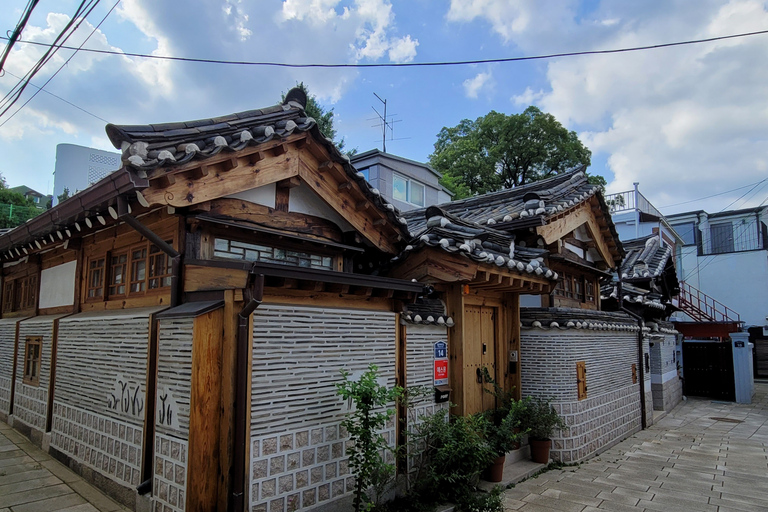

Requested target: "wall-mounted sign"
[{"left": 434, "top": 340, "right": 448, "bottom": 386}]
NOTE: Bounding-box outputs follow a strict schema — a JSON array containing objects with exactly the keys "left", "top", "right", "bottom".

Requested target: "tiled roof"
[
  {"left": 401, "top": 297, "right": 454, "bottom": 326},
  {"left": 402, "top": 168, "right": 621, "bottom": 252},
  {"left": 105, "top": 88, "right": 411, "bottom": 245},
  {"left": 392, "top": 206, "right": 558, "bottom": 280},
  {"left": 520, "top": 308, "right": 640, "bottom": 331},
  {"left": 619, "top": 235, "right": 672, "bottom": 280}
]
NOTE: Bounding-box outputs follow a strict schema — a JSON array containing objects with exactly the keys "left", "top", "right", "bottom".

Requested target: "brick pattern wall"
[
  {"left": 13, "top": 316, "right": 58, "bottom": 431},
  {"left": 153, "top": 433, "right": 188, "bottom": 512},
  {"left": 51, "top": 402, "right": 143, "bottom": 487},
  {"left": 0, "top": 319, "right": 18, "bottom": 416},
  {"left": 405, "top": 324, "right": 450, "bottom": 472},
  {"left": 249, "top": 305, "right": 397, "bottom": 512},
  {"left": 153, "top": 318, "right": 193, "bottom": 512},
  {"left": 521, "top": 327, "right": 643, "bottom": 462},
  {"left": 50, "top": 310, "right": 157, "bottom": 489}
]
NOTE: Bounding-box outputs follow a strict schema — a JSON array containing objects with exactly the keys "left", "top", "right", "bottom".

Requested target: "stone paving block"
[
  {"left": 57, "top": 505, "right": 101, "bottom": 512},
  {"left": 594, "top": 491, "right": 639, "bottom": 507},
  {"left": 40, "top": 459, "right": 82, "bottom": 483},
  {"left": 522, "top": 493, "right": 589, "bottom": 512},
  {"left": 68, "top": 479, "right": 125, "bottom": 512},
  {"left": 0, "top": 474, "right": 62, "bottom": 496},
  {"left": 0, "top": 482, "right": 73, "bottom": 508},
  {"left": 10, "top": 491, "right": 86, "bottom": 512},
  {"left": 638, "top": 493, "right": 718, "bottom": 512},
  {"left": 541, "top": 488, "right": 602, "bottom": 507}
]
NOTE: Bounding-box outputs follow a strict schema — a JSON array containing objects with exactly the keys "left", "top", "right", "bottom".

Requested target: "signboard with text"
[{"left": 434, "top": 341, "right": 448, "bottom": 385}]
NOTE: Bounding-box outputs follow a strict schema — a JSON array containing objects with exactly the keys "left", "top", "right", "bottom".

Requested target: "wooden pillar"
[
  {"left": 217, "top": 290, "right": 238, "bottom": 511},
  {"left": 187, "top": 308, "right": 224, "bottom": 512},
  {"left": 504, "top": 293, "right": 521, "bottom": 400},
  {"left": 446, "top": 284, "right": 466, "bottom": 416}
]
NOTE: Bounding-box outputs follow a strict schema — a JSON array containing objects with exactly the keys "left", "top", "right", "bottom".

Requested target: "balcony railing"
[
  {"left": 604, "top": 189, "right": 664, "bottom": 219},
  {"left": 677, "top": 281, "right": 741, "bottom": 323}
]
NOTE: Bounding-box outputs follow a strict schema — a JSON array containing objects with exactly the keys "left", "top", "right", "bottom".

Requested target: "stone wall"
[
  {"left": 13, "top": 316, "right": 62, "bottom": 438},
  {"left": 521, "top": 319, "right": 644, "bottom": 462},
  {"left": 153, "top": 317, "right": 194, "bottom": 512},
  {"left": 249, "top": 304, "right": 397, "bottom": 512},
  {"left": 50, "top": 308, "right": 162, "bottom": 501},
  {"left": 0, "top": 318, "right": 19, "bottom": 419},
  {"left": 650, "top": 332, "right": 682, "bottom": 412}
]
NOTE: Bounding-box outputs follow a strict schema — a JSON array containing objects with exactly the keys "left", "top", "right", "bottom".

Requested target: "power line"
[
  {"left": 0, "top": 0, "right": 40, "bottom": 76},
  {"left": 0, "top": 0, "right": 118, "bottom": 127},
  {"left": 2, "top": 28, "right": 768, "bottom": 69},
  {"left": 658, "top": 178, "right": 768, "bottom": 209},
  {"left": 1, "top": 70, "right": 108, "bottom": 123}
]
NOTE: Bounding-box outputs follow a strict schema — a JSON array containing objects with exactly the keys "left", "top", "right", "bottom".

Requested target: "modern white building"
[
  {"left": 53, "top": 144, "right": 121, "bottom": 205},
  {"left": 667, "top": 206, "right": 768, "bottom": 328}
]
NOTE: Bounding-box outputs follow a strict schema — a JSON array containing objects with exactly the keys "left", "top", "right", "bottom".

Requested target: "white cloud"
[
  {"left": 463, "top": 71, "right": 492, "bottom": 99},
  {"left": 512, "top": 86, "right": 544, "bottom": 106},
  {"left": 388, "top": 35, "right": 418, "bottom": 63},
  {"left": 535, "top": 0, "right": 768, "bottom": 211}
]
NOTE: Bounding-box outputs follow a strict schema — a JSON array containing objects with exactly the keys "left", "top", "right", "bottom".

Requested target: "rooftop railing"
[{"left": 604, "top": 189, "right": 664, "bottom": 219}]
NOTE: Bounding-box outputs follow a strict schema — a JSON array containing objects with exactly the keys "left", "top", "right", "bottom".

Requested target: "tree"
[
  {"left": 429, "top": 107, "right": 593, "bottom": 199},
  {"left": 0, "top": 173, "right": 40, "bottom": 228},
  {"left": 57, "top": 187, "right": 71, "bottom": 203},
  {"left": 282, "top": 82, "right": 355, "bottom": 155}
]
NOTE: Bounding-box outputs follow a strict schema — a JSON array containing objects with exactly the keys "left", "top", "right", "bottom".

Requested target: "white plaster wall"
[
  {"left": 228, "top": 184, "right": 276, "bottom": 209},
  {"left": 288, "top": 185, "right": 354, "bottom": 232},
  {"left": 39, "top": 260, "right": 76, "bottom": 309},
  {"left": 677, "top": 248, "right": 768, "bottom": 327}
]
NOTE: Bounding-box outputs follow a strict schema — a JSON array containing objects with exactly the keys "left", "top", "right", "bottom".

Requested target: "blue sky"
[{"left": 2, "top": 0, "right": 768, "bottom": 215}]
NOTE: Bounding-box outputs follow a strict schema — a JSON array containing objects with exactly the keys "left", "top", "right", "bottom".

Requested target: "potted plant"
[
  {"left": 518, "top": 396, "right": 567, "bottom": 464},
  {"left": 480, "top": 400, "right": 528, "bottom": 481}
]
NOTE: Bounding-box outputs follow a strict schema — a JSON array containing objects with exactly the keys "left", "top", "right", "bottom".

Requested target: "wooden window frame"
[
  {"left": 95, "top": 239, "right": 174, "bottom": 302},
  {"left": 2, "top": 273, "right": 38, "bottom": 315},
  {"left": 2, "top": 280, "right": 14, "bottom": 313},
  {"left": 576, "top": 361, "right": 587, "bottom": 400},
  {"left": 23, "top": 336, "right": 42, "bottom": 386},
  {"left": 85, "top": 256, "right": 107, "bottom": 302},
  {"left": 108, "top": 250, "right": 129, "bottom": 298}
]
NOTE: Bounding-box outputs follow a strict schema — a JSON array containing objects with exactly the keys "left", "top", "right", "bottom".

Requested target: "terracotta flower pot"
[
  {"left": 529, "top": 438, "right": 551, "bottom": 464},
  {"left": 483, "top": 454, "right": 506, "bottom": 482}
]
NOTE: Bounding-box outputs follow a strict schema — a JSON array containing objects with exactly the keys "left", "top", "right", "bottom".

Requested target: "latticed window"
[
  {"left": 23, "top": 336, "right": 41, "bottom": 386},
  {"left": 109, "top": 252, "right": 128, "bottom": 296},
  {"left": 100, "top": 241, "right": 172, "bottom": 300},
  {"left": 86, "top": 257, "right": 106, "bottom": 299},
  {"left": 2, "top": 274, "right": 38, "bottom": 313}
]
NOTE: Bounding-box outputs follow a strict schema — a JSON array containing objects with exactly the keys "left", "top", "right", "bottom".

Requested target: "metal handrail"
[
  {"left": 677, "top": 281, "right": 741, "bottom": 323},
  {"left": 604, "top": 189, "right": 664, "bottom": 219}
]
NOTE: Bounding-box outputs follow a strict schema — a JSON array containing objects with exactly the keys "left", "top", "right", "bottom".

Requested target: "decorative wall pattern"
[
  {"left": 249, "top": 305, "right": 397, "bottom": 512},
  {"left": 0, "top": 318, "right": 19, "bottom": 416},
  {"left": 13, "top": 316, "right": 60, "bottom": 431},
  {"left": 50, "top": 309, "right": 160, "bottom": 488},
  {"left": 521, "top": 328, "right": 645, "bottom": 462},
  {"left": 153, "top": 317, "right": 194, "bottom": 512},
  {"left": 153, "top": 433, "right": 188, "bottom": 512},
  {"left": 650, "top": 333, "right": 682, "bottom": 412}
]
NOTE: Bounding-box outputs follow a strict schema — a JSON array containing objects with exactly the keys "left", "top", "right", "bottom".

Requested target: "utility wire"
[
  {"left": 2, "top": 28, "right": 768, "bottom": 69},
  {"left": 0, "top": 0, "right": 40, "bottom": 76},
  {"left": 658, "top": 177, "right": 768, "bottom": 210},
  {"left": 0, "top": 0, "right": 117, "bottom": 127},
  {"left": 0, "top": 70, "right": 108, "bottom": 123}
]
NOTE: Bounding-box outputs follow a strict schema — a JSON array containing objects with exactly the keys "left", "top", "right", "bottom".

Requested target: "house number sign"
[{"left": 434, "top": 341, "right": 448, "bottom": 385}]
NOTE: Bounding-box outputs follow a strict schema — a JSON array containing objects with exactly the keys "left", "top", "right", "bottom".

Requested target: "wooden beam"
[
  {"left": 271, "top": 143, "right": 287, "bottom": 156},
  {"left": 536, "top": 202, "right": 616, "bottom": 268},
  {"left": 275, "top": 185, "right": 289, "bottom": 213},
  {"left": 446, "top": 284, "right": 466, "bottom": 416},
  {"left": 338, "top": 181, "right": 352, "bottom": 191},
  {"left": 277, "top": 176, "right": 301, "bottom": 189},
  {"left": 355, "top": 201, "right": 370, "bottom": 211},
  {"left": 318, "top": 161, "right": 334, "bottom": 172}
]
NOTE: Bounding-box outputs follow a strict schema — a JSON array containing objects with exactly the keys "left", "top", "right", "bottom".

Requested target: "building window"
[
  {"left": 576, "top": 361, "right": 587, "bottom": 400},
  {"left": 671, "top": 222, "right": 696, "bottom": 246},
  {"left": 393, "top": 174, "right": 425, "bottom": 207},
  {"left": 86, "top": 257, "right": 106, "bottom": 300},
  {"left": 554, "top": 273, "right": 597, "bottom": 306},
  {"left": 213, "top": 238, "right": 334, "bottom": 270},
  {"left": 23, "top": 336, "right": 42, "bottom": 386},
  {"left": 2, "top": 274, "right": 38, "bottom": 314},
  {"left": 710, "top": 223, "right": 734, "bottom": 254},
  {"left": 101, "top": 241, "right": 172, "bottom": 300}
]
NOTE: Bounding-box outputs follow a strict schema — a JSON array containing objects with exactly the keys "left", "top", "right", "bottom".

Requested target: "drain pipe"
[
  {"left": 618, "top": 279, "right": 648, "bottom": 429},
  {"left": 230, "top": 271, "right": 264, "bottom": 512},
  {"left": 116, "top": 196, "right": 182, "bottom": 307}
]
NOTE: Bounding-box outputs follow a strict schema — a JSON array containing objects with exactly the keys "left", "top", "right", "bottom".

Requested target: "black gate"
[
  {"left": 747, "top": 327, "right": 768, "bottom": 378},
  {"left": 682, "top": 341, "right": 735, "bottom": 401}
]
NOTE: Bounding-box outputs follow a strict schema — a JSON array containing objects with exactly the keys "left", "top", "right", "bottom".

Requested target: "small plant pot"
[
  {"left": 529, "top": 438, "right": 551, "bottom": 464},
  {"left": 483, "top": 454, "right": 506, "bottom": 482}
]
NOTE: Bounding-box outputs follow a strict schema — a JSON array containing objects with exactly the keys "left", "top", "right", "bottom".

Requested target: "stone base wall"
[
  {"left": 50, "top": 402, "right": 143, "bottom": 489},
  {"left": 652, "top": 376, "right": 683, "bottom": 413},
  {"left": 153, "top": 433, "right": 188, "bottom": 512},
  {"left": 12, "top": 382, "right": 47, "bottom": 433},
  {"left": 551, "top": 383, "right": 641, "bottom": 462}
]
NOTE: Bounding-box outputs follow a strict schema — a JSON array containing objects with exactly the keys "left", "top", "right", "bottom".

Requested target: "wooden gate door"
[
  {"left": 682, "top": 341, "right": 735, "bottom": 401},
  {"left": 464, "top": 305, "right": 497, "bottom": 415}
]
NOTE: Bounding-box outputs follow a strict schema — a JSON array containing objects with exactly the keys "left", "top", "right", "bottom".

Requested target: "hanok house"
[
  {"left": 397, "top": 170, "right": 660, "bottom": 462},
  {"left": 0, "top": 88, "right": 454, "bottom": 512},
  {"left": 602, "top": 234, "right": 682, "bottom": 414}
]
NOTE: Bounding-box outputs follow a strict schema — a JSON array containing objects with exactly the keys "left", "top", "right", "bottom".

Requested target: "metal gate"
[
  {"left": 682, "top": 341, "right": 735, "bottom": 401},
  {"left": 747, "top": 327, "right": 768, "bottom": 378}
]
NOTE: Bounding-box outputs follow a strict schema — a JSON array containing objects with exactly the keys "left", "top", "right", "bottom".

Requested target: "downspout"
[
  {"left": 116, "top": 196, "right": 182, "bottom": 307},
  {"left": 617, "top": 278, "right": 648, "bottom": 429},
  {"left": 230, "top": 271, "right": 264, "bottom": 512}
]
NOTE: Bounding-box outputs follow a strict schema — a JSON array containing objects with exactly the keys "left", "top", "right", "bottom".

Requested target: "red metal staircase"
[{"left": 677, "top": 281, "right": 741, "bottom": 323}]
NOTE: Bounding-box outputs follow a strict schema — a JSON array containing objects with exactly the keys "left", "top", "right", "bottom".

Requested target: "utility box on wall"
[{"left": 434, "top": 385, "right": 451, "bottom": 403}]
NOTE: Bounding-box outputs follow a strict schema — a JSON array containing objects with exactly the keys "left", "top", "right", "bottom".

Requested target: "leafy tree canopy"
[
  {"left": 430, "top": 107, "right": 596, "bottom": 199},
  {"left": 282, "top": 82, "right": 355, "bottom": 156}
]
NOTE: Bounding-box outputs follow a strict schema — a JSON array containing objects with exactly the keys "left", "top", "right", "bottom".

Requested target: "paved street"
[
  {"left": 503, "top": 382, "right": 768, "bottom": 512},
  {"left": 0, "top": 422, "right": 130, "bottom": 512}
]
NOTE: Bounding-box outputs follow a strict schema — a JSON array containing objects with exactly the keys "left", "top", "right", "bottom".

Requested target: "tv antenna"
[{"left": 371, "top": 92, "right": 399, "bottom": 153}]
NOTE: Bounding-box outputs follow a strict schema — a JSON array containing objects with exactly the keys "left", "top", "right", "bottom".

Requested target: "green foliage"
[
  {"left": 430, "top": 107, "right": 593, "bottom": 199},
  {"left": 516, "top": 396, "right": 567, "bottom": 440},
  {"left": 57, "top": 187, "right": 71, "bottom": 203},
  {"left": 411, "top": 409, "right": 495, "bottom": 506},
  {"left": 336, "top": 365, "right": 403, "bottom": 512},
  {"left": 0, "top": 174, "right": 41, "bottom": 228},
  {"left": 282, "top": 82, "right": 355, "bottom": 155},
  {"left": 478, "top": 368, "right": 528, "bottom": 456},
  {"left": 458, "top": 485, "right": 504, "bottom": 512}
]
